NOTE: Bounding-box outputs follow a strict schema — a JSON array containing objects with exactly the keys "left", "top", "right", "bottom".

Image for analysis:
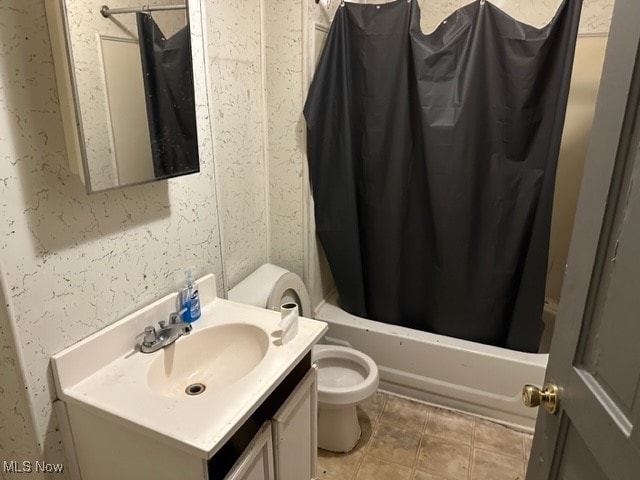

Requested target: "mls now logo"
[{"left": 3, "top": 460, "right": 64, "bottom": 474}]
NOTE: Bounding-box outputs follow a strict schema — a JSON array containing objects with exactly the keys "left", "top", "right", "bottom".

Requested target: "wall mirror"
[{"left": 46, "top": 0, "right": 200, "bottom": 193}]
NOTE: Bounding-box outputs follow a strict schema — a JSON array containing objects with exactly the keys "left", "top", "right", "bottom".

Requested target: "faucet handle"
[
  {"left": 169, "top": 309, "right": 187, "bottom": 325},
  {"left": 144, "top": 326, "right": 157, "bottom": 343},
  {"left": 138, "top": 326, "right": 157, "bottom": 347},
  {"left": 136, "top": 326, "right": 157, "bottom": 351}
]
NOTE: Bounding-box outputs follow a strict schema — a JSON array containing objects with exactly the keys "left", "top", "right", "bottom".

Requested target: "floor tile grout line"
[
  {"left": 365, "top": 414, "right": 380, "bottom": 450},
  {"left": 413, "top": 425, "right": 426, "bottom": 472},
  {"left": 473, "top": 445, "right": 529, "bottom": 460},
  {"left": 523, "top": 433, "right": 533, "bottom": 463},
  {"left": 421, "top": 430, "right": 474, "bottom": 447},
  {"left": 356, "top": 406, "right": 418, "bottom": 480},
  {"left": 422, "top": 403, "right": 431, "bottom": 434},
  {"left": 349, "top": 447, "right": 365, "bottom": 480},
  {"left": 375, "top": 392, "right": 388, "bottom": 424},
  {"left": 353, "top": 420, "right": 376, "bottom": 479},
  {"left": 523, "top": 433, "right": 531, "bottom": 478},
  {"left": 468, "top": 417, "right": 477, "bottom": 480},
  {"left": 380, "top": 392, "right": 421, "bottom": 478},
  {"left": 411, "top": 404, "right": 431, "bottom": 474},
  {"left": 361, "top": 453, "right": 419, "bottom": 476},
  {"left": 371, "top": 420, "right": 424, "bottom": 469},
  {"left": 351, "top": 393, "right": 385, "bottom": 480},
  {"left": 415, "top": 434, "right": 431, "bottom": 479}
]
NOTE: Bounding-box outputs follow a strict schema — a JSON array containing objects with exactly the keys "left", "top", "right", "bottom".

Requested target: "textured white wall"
[
  {"left": 207, "top": 0, "right": 269, "bottom": 290},
  {"left": 265, "top": 1, "right": 306, "bottom": 281},
  {"left": 0, "top": 281, "right": 42, "bottom": 478},
  {"left": 313, "top": 0, "right": 614, "bottom": 34},
  {"left": 418, "top": 0, "right": 613, "bottom": 34},
  {"left": 0, "top": 0, "right": 251, "bottom": 474},
  {"left": 312, "top": 1, "right": 613, "bottom": 43}
]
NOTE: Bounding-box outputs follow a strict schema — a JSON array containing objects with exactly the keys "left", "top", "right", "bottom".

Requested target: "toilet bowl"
[
  {"left": 313, "top": 344, "right": 379, "bottom": 452},
  {"left": 228, "top": 264, "right": 379, "bottom": 453}
]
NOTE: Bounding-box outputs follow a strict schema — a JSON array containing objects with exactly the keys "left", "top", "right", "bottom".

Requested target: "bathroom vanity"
[{"left": 51, "top": 275, "right": 327, "bottom": 480}]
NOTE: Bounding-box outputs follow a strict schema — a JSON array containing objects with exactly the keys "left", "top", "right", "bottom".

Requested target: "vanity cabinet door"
[
  {"left": 224, "top": 422, "right": 274, "bottom": 480},
  {"left": 271, "top": 366, "right": 318, "bottom": 480}
]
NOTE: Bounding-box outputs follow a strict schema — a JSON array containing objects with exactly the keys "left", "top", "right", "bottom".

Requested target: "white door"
[
  {"left": 272, "top": 366, "right": 318, "bottom": 480},
  {"left": 525, "top": 0, "right": 640, "bottom": 478},
  {"left": 224, "top": 422, "right": 275, "bottom": 480}
]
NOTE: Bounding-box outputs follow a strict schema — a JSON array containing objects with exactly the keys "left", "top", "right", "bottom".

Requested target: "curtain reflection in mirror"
[{"left": 136, "top": 11, "right": 199, "bottom": 180}]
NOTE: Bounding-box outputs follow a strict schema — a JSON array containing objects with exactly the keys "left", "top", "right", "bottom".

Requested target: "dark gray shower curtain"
[
  {"left": 137, "top": 13, "right": 199, "bottom": 179},
  {"left": 303, "top": 0, "right": 582, "bottom": 352}
]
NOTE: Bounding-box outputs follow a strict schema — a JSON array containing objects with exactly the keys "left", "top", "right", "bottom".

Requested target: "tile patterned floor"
[{"left": 317, "top": 392, "right": 532, "bottom": 480}]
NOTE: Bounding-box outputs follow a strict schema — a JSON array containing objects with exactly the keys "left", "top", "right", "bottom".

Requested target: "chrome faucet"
[{"left": 137, "top": 310, "right": 192, "bottom": 353}]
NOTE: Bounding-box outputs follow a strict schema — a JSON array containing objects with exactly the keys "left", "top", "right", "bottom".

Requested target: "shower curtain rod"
[{"left": 100, "top": 4, "right": 186, "bottom": 18}]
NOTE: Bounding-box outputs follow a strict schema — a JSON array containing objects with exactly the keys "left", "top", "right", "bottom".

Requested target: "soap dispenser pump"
[{"left": 181, "top": 269, "right": 201, "bottom": 323}]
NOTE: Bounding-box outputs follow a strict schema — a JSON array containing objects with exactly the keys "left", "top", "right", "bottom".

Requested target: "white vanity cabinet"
[
  {"left": 63, "top": 356, "right": 318, "bottom": 480},
  {"left": 271, "top": 366, "right": 318, "bottom": 480},
  {"left": 225, "top": 365, "right": 318, "bottom": 480},
  {"left": 51, "top": 276, "right": 328, "bottom": 480},
  {"left": 225, "top": 423, "right": 275, "bottom": 480}
]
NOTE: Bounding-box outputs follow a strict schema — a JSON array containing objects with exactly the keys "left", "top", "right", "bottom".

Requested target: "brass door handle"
[{"left": 522, "top": 382, "right": 559, "bottom": 414}]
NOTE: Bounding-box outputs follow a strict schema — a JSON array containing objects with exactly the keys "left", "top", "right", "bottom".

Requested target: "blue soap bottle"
[{"left": 181, "top": 269, "right": 201, "bottom": 322}]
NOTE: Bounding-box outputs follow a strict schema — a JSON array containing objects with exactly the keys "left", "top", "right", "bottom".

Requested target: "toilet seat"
[{"left": 312, "top": 345, "right": 379, "bottom": 406}]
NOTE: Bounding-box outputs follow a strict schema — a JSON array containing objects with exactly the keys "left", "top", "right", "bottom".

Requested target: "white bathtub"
[{"left": 314, "top": 291, "right": 548, "bottom": 432}]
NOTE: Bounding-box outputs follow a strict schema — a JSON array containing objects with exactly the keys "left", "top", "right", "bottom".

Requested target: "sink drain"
[{"left": 185, "top": 383, "right": 206, "bottom": 396}]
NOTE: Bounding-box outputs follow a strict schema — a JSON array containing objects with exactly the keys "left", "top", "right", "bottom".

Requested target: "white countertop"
[{"left": 51, "top": 275, "right": 327, "bottom": 459}]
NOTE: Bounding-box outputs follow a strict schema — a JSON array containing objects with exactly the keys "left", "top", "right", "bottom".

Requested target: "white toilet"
[
  {"left": 313, "top": 344, "right": 379, "bottom": 452},
  {"left": 228, "top": 264, "right": 380, "bottom": 453}
]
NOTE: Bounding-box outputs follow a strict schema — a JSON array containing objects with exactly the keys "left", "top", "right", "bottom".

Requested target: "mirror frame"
[{"left": 49, "top": 0, "right": 199, "bottom": 194}]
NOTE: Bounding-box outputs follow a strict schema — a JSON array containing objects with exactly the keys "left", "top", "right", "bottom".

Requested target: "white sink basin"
[{"left": 147, "top": 323, "right": 269, "bottom": 398}]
